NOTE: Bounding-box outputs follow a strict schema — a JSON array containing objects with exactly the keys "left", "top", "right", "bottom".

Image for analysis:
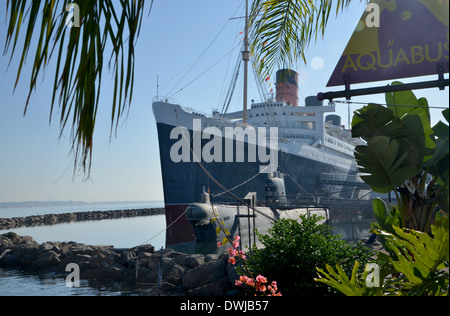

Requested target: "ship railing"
[
  {"left": 180, "top": 106, "right": 210, "bottom": 118},
  {"left": 320, "top": 173, "right": 366, "bottom": 184},
  {"left": 152, "top": 96, "right": 180, "bottom": 105}
]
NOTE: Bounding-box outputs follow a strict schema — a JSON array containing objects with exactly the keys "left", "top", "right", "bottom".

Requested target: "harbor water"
[
  {"left": 0, "top": 201, "right": 165, "bottom": 296},
  {"left": 0, "top": 201, "right": 374, "bottom": 296}
]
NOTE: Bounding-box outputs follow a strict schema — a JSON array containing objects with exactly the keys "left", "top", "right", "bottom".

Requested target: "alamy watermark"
[
  {"left": 365, "top": 3, "right": 380, "bottom": 28},
  {"left": 65, "top": 3, "right": 80, "bottom": 28},
  {"left": 65, "top": 263, "right": 80, "bottom": 288},
  {"left": 170, "top": 119, "right": 279, "bottom": 173},
  {"left": 365, "top": 263, "right": 380, "bottom": 288}
]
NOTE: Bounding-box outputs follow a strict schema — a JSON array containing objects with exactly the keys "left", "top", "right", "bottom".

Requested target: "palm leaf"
[
  {"left": 4, "top": 0, "right": 150, "bottom": 178},
  {"left": 249, "top": 0, "right": 357, "bottom": 74}
]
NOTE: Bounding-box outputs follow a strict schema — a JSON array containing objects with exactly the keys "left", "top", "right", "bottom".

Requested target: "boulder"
[
  {"left": 1, "top": 232, "right": 36, "bottom": 246},
  {"left": 161, "top": 258, "right": 185, "bottom": 285},
  {"left": 182, "top": 259, "right": 227, "bottom": 290},
  {"left": 33, "top": 250, "right": 60, "bottom": 268},
  {"left": 38, "top": 242, "right": 55, "bottom": 255},
  {"left": 132, "top": 244, "right": 155, "bottom": 255},
  {"left": 70, "top": 245, "right": 97, "bottom": 256},
  {"left": 104, "top": 263, "right": 127, "bottom": 280},
  {"left": 118, "top": 250, "right": 136, "bottom": 267},
  {"left": 0, "top": 249, "right": 20, "bottom": 267},
  {"left": 174, "top": 254, "right": 204, "bottom": 269}
]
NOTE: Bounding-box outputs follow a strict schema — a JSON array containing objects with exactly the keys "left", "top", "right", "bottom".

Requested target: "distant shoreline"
[
  {"left": 0, "top": 200, "right": 164, "bottom": 208},
  {"left": 0, "top": 208, "right": 165, "bottom": 230}
]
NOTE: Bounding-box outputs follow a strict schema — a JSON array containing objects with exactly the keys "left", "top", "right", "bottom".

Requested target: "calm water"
[
  {"left": 0, "top": 201, "right": 166, "bottom": 296},
  {"left": 0, "top": 200, "right": 164, "bottom": 218}
]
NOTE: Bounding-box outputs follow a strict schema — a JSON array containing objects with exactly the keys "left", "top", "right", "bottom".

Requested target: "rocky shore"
[
  {"left": 0, "top": 208, "right": 164, "bottom": 230},
  {"left": 0, "top": 232, "right": 241, "bottom": 296}
]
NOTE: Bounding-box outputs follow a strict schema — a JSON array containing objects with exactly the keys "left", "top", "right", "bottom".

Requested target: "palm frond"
[
  {"left": 249, "top": 0, "right": 356, "bottom": 75},
  {"left": 4, "top": 0, "right": 151, "bottom": 178}
]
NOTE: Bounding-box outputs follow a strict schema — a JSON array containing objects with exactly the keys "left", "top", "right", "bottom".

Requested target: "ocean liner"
[
  {"left": 152, "top": 3, "right": 372, "bottom": 253},
  {"left": 152, "top": 68, "right": 374, "bottom": 253}
]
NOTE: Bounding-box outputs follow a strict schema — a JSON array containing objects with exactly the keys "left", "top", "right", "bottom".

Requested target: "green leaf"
[
  {"left": 355, "top": 136, "right": 419, "bottom": 193},
  {"left": 372, "top": 215, "right": 449, "bottom": 293},
  {"left": 426, "top": 109, "right": 449, "bottom": 184},
  {"left": 372, "top": 198, "right": 388, "bottom": 226},
  {"left": 352, "top": 103, "right": 406, "bottom": 142},
  {"left": 222, "top": 237, "right": 229, "bottom": 245},
  {"left": 249, "top": 0, "right": 352, "bottom": 74},
  {"left": 4, "top": 0, "right": 150, "bottom": 177},
  {"left": 315, "top": 262, "right": 367, "bottom": 296}
]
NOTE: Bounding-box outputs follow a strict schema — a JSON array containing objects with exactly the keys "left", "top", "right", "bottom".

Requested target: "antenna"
[{"left": 242, "top": 0, "right": 249, "bottom": 125}]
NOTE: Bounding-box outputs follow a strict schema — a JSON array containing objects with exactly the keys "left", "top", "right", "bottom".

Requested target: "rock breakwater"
[
  {"left": 0, "top": 208, "right": 164, "bottom": 230},
  {"left": 0, "top": 232, "right": 240, "bottom": 296}
]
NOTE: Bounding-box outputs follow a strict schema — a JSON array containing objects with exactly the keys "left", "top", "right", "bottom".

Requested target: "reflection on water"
[
  {"left": 0, "top": 213, "right": 375, "bottom": 296},
  {"left": 332, "top": 221, "right": 373, "bottom": 242},
  {"left": 0, "top": 215, "right": 167, "bottom": 296},
  {"left": 0, "top": 268, "right": 157, "bottom": 296},
  {"left": 1, "top": 215, "right": 166, "bottom": 249}
]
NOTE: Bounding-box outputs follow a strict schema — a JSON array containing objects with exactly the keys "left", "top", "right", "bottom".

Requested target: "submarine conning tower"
[{"left": 276, "top": 69, "right": 299, "bottom": 106}]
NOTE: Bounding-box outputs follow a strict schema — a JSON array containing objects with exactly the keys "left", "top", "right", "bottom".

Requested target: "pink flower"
[
  {"left": 239, "top": 250, "right": 246, "bottom": 260},
  {"left": 228, "top": 257, "right": 236, "bottom": 265},
  {"left": 246, "top": 278, "right": 255, "bottom": 287},
  {"left": 234, "top": 236, "right": 240, "bottom": 241},
  {"left": 235, "top": 275, "right": 249, "bottom": 286},
  {"left": 227, "top": 247, "right": 237, "bottom": 257},
  {"left": 256, "top": 275, "right": 268, "bottom": 284},
  {"left": 233, "top": 240, "right": 240, "bottom": 249},
  {"left": 270, "top": 281, "right": 278, "bottom": 291},
  {"left": 257, "top": 284, "right": 267, "bottom": 292},
  {"left": 217, "top": 242, "right": 222, "bottom": 248}
]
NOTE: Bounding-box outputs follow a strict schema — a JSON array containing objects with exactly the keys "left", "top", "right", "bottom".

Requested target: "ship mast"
[{"left": 242, "top": 0, "right": 249, "bottom": 125}]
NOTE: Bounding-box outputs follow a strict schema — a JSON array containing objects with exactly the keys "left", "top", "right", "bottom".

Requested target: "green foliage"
[
  {"left": 372, "top": 197, "right": 400, "bottom": 234},
  {"left": 352, "top": 84, "right": 449, "bottom": 232},
  {"left": 4, "top": 0, "right": 150, "bottom": 177},
  {"left": 316, "top": 215, "right": 449, "bottom": 296},
  {"left": 318, "top": 86, "right": 449, "bottom": 296},
  {"left": 242, "top": 214, "right": 374, "bottom": 296},
  {"left": 249, "top": 0, "right": 353, "bottom": 74}
]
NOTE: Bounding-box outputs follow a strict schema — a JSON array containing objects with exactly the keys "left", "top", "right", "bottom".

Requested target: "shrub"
[{"left": 241, "top": 214, "right": 374, "bottom": 296}]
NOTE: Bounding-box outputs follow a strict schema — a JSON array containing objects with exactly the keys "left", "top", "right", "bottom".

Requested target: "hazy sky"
[{"left": 0, "top": 1, "right": 448, "bottom": 203}]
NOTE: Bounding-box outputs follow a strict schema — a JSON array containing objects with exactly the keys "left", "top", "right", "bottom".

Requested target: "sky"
[{"left": 0, "top": 0, "right": 448, "bottom": 203}]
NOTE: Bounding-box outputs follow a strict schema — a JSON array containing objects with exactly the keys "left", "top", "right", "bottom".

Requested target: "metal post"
[
  {"left": 158, "top": 247, "right": 163, "bottom": 296},
  {"left": 252, "top": 195, "right": 256, "bottom": 247},
  {"left": 237, "top": 201, "right": 242, "bottom": 249},
  {"left": 247, "top": 203, "right": 251, "bottom": 249},
  {"left": 135, "top": 258, "right": 139, "bottom": 285},
  {"left": 317, "top": 78, "right": 449, "bottom": 102},
  {"left": 242, "top": 0, "right": 249, "bottom": 125}
]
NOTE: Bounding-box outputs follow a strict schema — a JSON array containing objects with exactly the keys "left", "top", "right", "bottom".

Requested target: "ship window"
[{"left": 297, "top": 121, "right": 315, "bottom": 130}]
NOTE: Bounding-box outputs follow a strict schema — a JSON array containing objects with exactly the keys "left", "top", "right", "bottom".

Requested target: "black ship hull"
[{"left": 155, "top": 121, "right": 371, "bottom": 252}]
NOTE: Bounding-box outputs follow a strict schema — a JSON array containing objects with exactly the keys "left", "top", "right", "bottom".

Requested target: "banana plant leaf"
[{"left": 352, "top": 99, "right": 430, "bottom": 193}]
